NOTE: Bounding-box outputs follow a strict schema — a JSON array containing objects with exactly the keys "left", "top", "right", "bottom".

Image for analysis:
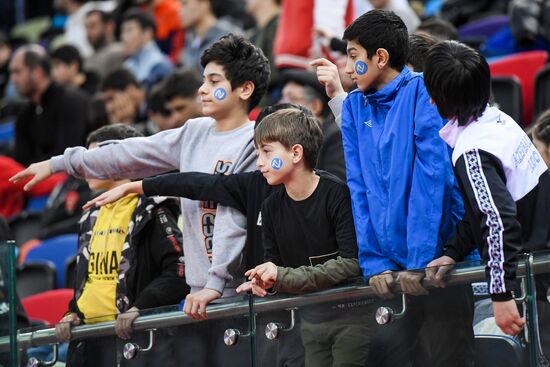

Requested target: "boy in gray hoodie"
[{"left": 11, "top": 34, "right": 270, "bottom": 320}]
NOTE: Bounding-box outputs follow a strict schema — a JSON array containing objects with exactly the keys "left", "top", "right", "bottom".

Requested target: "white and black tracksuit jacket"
[{"left": 439, "top": 106, "right": 550, "bottom": 302}]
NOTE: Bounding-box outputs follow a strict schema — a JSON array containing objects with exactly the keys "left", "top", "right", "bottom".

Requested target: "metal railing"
[{"left": 1, "top": 251, "right": 549, "bottom": 353}]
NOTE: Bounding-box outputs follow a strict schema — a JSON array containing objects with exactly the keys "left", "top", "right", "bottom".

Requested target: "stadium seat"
[
  {"left": 8, "top": 212, "right": 42, "bottom": 247},
  {"left": 459, "top": 15, "right": 509, "bottom": 39},
  {"left": 64, "top": 256, "right": 77, "bottom": 289},
  {"left": 534, "top": 64, "right": 550, "bottom": 118},
  {"left": 491, "top": 76, "right": 523, "bottom": 125},
  {"left": 24, "top": 234, "right": 78, "bottom": 288},
  {"left": 21, "top": 289, "right": 74, "bottom": 326},
  {"left": 474, "top": 334, "right": 527, "bottom": 367},
  {"left": 489, "top": 51, "right": 549, "bottom": 125},
  {"left": 16, "top": 262, "right": 57, "bottom": 298}
]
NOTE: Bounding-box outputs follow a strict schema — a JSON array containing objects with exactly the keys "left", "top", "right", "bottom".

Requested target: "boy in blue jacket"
[{"left": 340, "top": 10, "right": 474, "bottom": 366}]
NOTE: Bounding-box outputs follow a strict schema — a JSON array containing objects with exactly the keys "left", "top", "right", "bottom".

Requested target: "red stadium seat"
[
  {"left": 489, "top": 51, "right": 548, "bottom": 125},
  {"left": 21, "top": 289, "right": 74, "bottom": 326}
]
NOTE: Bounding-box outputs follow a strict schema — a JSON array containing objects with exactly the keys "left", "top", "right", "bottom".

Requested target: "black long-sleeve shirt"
[{"left": 143, "top": 170, "right": 282, "bottom": 269}]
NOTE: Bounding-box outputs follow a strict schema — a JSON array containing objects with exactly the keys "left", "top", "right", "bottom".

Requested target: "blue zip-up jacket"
[{"left": 341, "top": 67, "right": 464, "bottom": 278}]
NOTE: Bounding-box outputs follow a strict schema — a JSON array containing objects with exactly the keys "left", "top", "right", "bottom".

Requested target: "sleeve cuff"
[
  {"left": 205, "top": 275, "right": 226, "bottom": 295},
  {"left": 444, "top": 245, "right": 463, "bottom": 263},
  {"left": 142, "top": 177, "right": 156, "bottom": 197},
  {"left": 491, "top": 291, "right": 514, "bottom": 302},
  {"left": 50, "top": 155, "right": 66, "bottom": 173},
  {"left": 328, "top": 93, "right": 347, "bottom": 128}
]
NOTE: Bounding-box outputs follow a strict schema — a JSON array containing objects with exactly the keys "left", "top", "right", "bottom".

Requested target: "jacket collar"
[{"left": 364, "top": 67, "right": 412, "bottom": 107}]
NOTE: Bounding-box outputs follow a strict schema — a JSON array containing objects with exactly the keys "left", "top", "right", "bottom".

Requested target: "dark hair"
[
  {"left": 101, "top": 68, "right": 140, "bottom": 91},
  {"left": 343, "top": 9, "right": 408, "bottom": 71},
  {"left": 86, "top": 9, "right": 113, "bottom": 23},
  {"left": 122, "top": 8, "right": 156, "bottom": 34},
  {"left": 50, "top": 45, "right": 83, "bottom": 72},
  {"left": 148, "top": 83, "right": 170, "bottom": 115},
  {"left": 19, "top": 45, "right": 51, "bottom": 75},
  {"left": 407, "top": 33, "right": 438, "bottom": 73},
  {"left": 200, "top": 34, "right": 270, "bottom": 110},
  {"left": 86, "top": 124, "right": 143, "bottom": 147},
  {"left": 256, "top": 103, "right": 313, "bottom": 126},
  {"left": 161, "top": 69, "right": 202, "bottom": 102},
  {"left": 254, "top": 108, "right": 323, "bottom": 170},
  {"left": 417, "top": 18, "right": 459, "bottom": 41},
  {"left": 424, "top": 41, "right": 490, "bottom": 126},
  {"left": 533, "top": 110, "right": 550, "bottom": 146}
]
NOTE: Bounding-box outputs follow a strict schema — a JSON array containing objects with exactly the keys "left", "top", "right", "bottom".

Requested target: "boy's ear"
[
  {"left": 238, "top": 81, "right": 255, "bottom": 102},
  {"left": 375, "top": 48, "right": 391, "bottom": 70},
  {"left": 291, "top": 144, "right": 304, "bottom": 164}
]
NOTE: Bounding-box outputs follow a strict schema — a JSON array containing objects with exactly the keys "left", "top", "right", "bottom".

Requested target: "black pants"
[
  {"left": 366, "top": 285, "right": 475, "bottom": 367},
  {"left": 535, "top": 274, "right": 550, "bottom": 362}
]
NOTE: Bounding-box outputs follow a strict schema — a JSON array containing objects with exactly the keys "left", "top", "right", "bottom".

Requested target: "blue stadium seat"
[{"left": 24, "top": 234, "right": 78, "bottom": 288}]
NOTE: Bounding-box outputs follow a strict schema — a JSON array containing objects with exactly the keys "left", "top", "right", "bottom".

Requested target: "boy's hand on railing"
[
  {"left": 236, "top": 281, "right": 269, "bottom": 297},
  {"left": 397, "top": 271, "right": 429, "bottom": 296},
  {"left": 55, "top": 313, "right": 80, "bottom": 342},
  {"left": 83, "top": 181, "right": 143, "bottom": 210},
  {"left": 183, "top": 288, "right": 221, "bottom": 320},
  {"left": 115, "top": 307, "right": 140, "bottom": 340},
  {"left": 493, "top": 299, "right": 525, "bottom": 336},
  {"left": 245, "top": 262, "right": 277, "bottom": 288},
  {"left": 369, "top": 270, "right": 395, "bottom": 300},
  {"left": 310, "top": 58, "right": 346, "bottom": 99},
  {"left": 9, "top": 159, "right": 52, "bottom": 191},
  {"left": 425, "top": 256, "right": 456, "bottom": 288}
]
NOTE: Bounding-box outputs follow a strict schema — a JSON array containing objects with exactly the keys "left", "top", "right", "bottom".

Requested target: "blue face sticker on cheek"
[
  {"left": 271, "top": 158, "right": 283, "bottom": 170},
  {"left": 355, "top": 61, "right": 368, "bottom": 75},
  {"left": 213, "top": 88, "right": 227, "bottom": 101}
]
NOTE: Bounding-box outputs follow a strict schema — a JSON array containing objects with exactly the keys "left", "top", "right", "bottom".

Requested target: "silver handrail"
[{"left": 2, "top": 252, "right": 549, "bottom": 352}]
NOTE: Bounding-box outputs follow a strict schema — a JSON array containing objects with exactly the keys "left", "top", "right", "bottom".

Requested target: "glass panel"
[
  {"left": 0, "top": 241, "right": 18, "bottom": 367},
  {"left": 527, "top": 249, "right": 550, "bottom": 365}
]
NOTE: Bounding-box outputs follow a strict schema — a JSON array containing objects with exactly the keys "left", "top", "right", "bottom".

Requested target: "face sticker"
[
  {"left": 355, "top": 61, "right": 368, "bottom": 75},
  {"left": 213, "top": 87, "right": 227, "bottom": 101},
  {"left": 271, "top": 158, "right": 283, "bottom": 170}
]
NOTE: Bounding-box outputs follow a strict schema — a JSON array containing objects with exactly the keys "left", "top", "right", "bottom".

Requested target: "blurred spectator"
[
  {"left": 440, "top": 0, "right": 510, "bottom": 27},
  {"left": 56, "top": 0, "right": 117, "bottom": 58},
  {"left": 146, "top": 83, "right": 169, "bottom": 132},
  {"left": 101, "top": 68, "right": 155, "bottom": 135},
  {"left": 246, "top": 0, "right": 280, "bottom": 105},
  {"left": 136, "top": 0, "right": 185, "bottom": 63},
  {"left": 510, "top": 0, "right": 550, "bottom": 47},
  {"left": 179, "top": 0, "right": 243, "bottom": 73},
  {"left": 273, "top": 0, "right": 353, "bottom": 69},
  {"left": 417, "top": 18, "right": 459, "bottom": 41},
  {"left": 50, "top": 45, "right": 100, "bottom": 95},
  {"left": 160, "top": 69, "right": 203, "bottom": 129},
  {"left": 0, "top": 33, "right": 11, "bottom": 100},
  {"left": 280, "top": 70, "right": 346, "bottom": 180},
  {"left": 367, "top": 0, "right": 420, "bottom": 32},
  {"left": 84, "top": 9, "right": 125, "bottom": 78},
  {"left": 87, "top": 93, "right": 109, "bottom": 133},
  {"left": 532, "top": 109, "right": 550, "bottom": 167},
  {"left": 406, "top": 32, "right": 438, "bottom": 72},
  {"left": 122, "top": 8, "right": 174, "bottom": 89},
  {"left": 10, "top": 45, "right": 88, "bottom": 166}
]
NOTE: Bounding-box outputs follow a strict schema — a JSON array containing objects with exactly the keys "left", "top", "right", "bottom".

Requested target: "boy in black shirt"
[{"left": 237, "top": 109, "right": 368, "bottom": 367}]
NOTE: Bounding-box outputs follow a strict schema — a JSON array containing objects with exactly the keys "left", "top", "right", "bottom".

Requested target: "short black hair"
[
  {"left": 417, "top": 18, "right": 459, "bottom": 41},
  {"left": 533, "top": 110, "right": 550, "bottom": 146},
  {"left": 85, "top": 9, "right": 113, "bottom": 23},
  {"left": 200, "top": 34, "right": 270, "bottom": 110},
  {"left": 86, "top": 124, "right": 143, "bottom": 147},
  {"left": 148, "top": 83, "right": 170, "bottom": 115},
  {"left": 101, "top": 68, "right": 140, "bottom": 91},
  {"left": 122, "top": 8, "right": 156, "bottom": 34},
  {"left": 343, "top": 9, "right": 408, "bottom": 71},
  {"left": 19, "top": 45, "right": 51, "bottom": 75},
  {"left": 50, "top": 45, "right": 83, "bottom": 72},
  {"left": 254, "top": 108, "right": 323, "bottom": 170},
  {"left": 424, "top": 41, "right": 490, "bottom": 126},
  {"left": 161, "top": 69, "right": 202, "bottom": 103},
  {"left": 407, "top": 33, "right": 438, "bottom": 72}
]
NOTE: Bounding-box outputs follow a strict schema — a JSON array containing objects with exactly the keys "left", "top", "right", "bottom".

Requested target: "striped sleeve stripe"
[{"left": 464, "top": 149, "right": 506, "bottom": 294}]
